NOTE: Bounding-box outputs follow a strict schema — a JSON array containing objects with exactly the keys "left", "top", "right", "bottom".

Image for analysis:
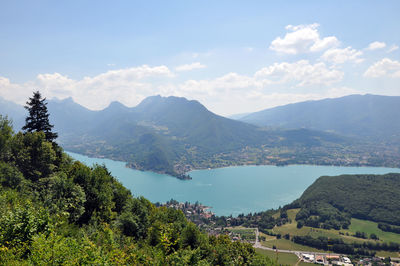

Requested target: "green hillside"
[
  {"left": 289, "top": 173, "right": 400, "bottom": 228},
  {"left": 0, "top": 115, "right": 274, "bottom": 265}
]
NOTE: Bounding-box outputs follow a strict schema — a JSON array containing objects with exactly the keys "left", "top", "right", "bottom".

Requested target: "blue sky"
[{"left": 1, "top": 0, "right": 399, "bottom": 115}]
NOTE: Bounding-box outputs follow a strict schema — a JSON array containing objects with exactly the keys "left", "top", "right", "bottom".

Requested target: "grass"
[
  {"left": 259, "top": 208, "right": 400, "bottom": 256},
  {"left": 344, "top": 218, "right": 400, "bottom": 243},
  {"left": 260, "top": 231, "right": 276, "bottom": 241},
  {"left": 298, "top": 262, "right": 312, "bottom": 266},
  {"left": 261, "top": 238, "right": 324, "bottom": 252},
  {"left": 256, "top": 248, "right": 301, "bottom": 265},
  {"left": 271, "top": 209, "right": 400, "bottom": 245},
  {"left": 375, "top": 250, "right": 400, "bottom": 258}
]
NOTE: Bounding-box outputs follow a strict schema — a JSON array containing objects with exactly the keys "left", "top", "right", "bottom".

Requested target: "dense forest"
[
  {"left": 0, "top": 112, "right": 274, "bottom": 265},
  {"left": 287, "top": 173, "right": 400, "bottom": 229}
]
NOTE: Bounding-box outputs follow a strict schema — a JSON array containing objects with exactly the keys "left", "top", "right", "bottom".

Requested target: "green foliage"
[
  {"left": 292, "top": 234, "right": 400, "bottom": 255},
  {"left": 180, "top": 222, "right": 201, "bottom": 249},
  {"left": 212, "top": 209, "right": 286, "bottom": 234},
  {"left": 0, "top": 115, "right": 13, "bottom": 161},
  {"left": 69, "top": 162, "right": 115, "bottom": 224},
  {"left": 292, "top": 173, "right": 400, "bottom": 228},
  {"left": 111, "top": 178, "right": 132, "bottom": 214},
  {"left": 378, "top": 223, "right": 400, "bottom": 234},
  {"left": 0, "top": 110, "right": 275, "bottom": 265},
  {"left": 0, "top": 162, "right": 23, "bottom": 189},
  {"left": 10, "top": 132, "right": 57, "bottom": 181},
  {"left": 22, "top": 91, "right": 58, "bottom": 142},
  {"left": 118, "top": 197, "right": 151, "bottom": 240},
  {"left": 0, "top": 204, "right": 50, "bottom": 249},
  {"left": 295, "top": 201, "right": 351, "bottom": 230},
  {"left": 39, "top": 173, "right": 86, "bottom": 223}
]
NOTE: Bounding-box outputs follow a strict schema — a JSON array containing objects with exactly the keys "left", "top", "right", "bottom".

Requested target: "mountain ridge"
[
  {"left": 239, "top": 94, "right": 400, "bottom": 140},
  {"left": 1, "top": 94, "right": 400, "bottom": 178}
]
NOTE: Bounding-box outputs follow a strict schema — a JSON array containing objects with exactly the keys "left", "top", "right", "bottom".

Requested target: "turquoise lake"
[{"left": 67, "top": 151, "right": 400, "bottom": 216}]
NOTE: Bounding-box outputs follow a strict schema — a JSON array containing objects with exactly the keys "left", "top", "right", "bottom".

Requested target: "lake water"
[{"left": 67, "top": 151, "right": 400, "bottom": 216}]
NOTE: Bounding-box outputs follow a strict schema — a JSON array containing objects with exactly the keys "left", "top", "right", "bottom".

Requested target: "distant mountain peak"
[
  {"left": 136, "top": 95, "right": 206, "bottom": 111},
  {"left": 106, "top": 101, "right": 128, "bottom": 109}
]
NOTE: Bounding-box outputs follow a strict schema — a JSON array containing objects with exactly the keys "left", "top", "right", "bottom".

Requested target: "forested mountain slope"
[{"left": 288, "top": 173, "right": 400, "bottom": 229}]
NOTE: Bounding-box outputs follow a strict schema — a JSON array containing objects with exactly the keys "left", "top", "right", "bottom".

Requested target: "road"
[{"left": 252, "top": 227, "right": 341, "bottom": 257}]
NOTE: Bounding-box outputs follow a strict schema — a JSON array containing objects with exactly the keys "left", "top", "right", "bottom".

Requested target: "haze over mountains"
[
  {"left": 1, "top": 94, "right": 400, "bottom": 178},
  {"left": 239, "top": 94, "right": 400, "bottom": 141}
]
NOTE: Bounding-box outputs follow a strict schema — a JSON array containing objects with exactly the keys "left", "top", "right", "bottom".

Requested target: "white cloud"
[
  {"left": 321, "top": 47, "right": 363, "bottom": 64},
  {"left": 364, "top": 58, "right": 400, "bottom": 78},
  {"left": 269, "top": 23, "right": 339, "bottom": 54},
  {"left": 0, "top": 65, "right": 175, "bottom": 110},
  {"left": 175, "top": 62, "right": 207, "bottom": 72},
  {"left": 5, "top": 56, "right": 383, "bottom": 117},
  {"left": 388, "top": 44, "right": 399, "bottom": 53},
  {"left": 88, "top": 65, "right": 174, "bottom": 81},
  {"left": 0, "top": 60, "right": 347, "bottom": 115},
  {"left": 366, "top": 41, "right": 386, "bottom": 50},
  {"left": 255, "top": 60, "right": 343, "bottom": 86}
]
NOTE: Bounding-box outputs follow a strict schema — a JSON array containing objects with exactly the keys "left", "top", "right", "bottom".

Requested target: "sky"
[{"left": 0, "top": 0, "right": 399, "bottom": 116}]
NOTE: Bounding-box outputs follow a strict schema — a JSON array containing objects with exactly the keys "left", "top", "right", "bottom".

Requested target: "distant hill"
[
  {"left": 288, "top": 173, "right": 400, "bottom": 229},
  {"left": 0, "top": 97, "right": 25, "bottom": 130},
  {"left": 240, "top": 94, "right": 400, "bottom": 140},
  {"left": 2, "top": 95, "right": 400, "bottom": 178}
]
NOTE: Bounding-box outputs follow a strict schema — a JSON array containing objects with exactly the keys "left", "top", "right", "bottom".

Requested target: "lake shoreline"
[
  {"left": 66, "top": 151, "right": 400, "bottom": 217},
  {"left": 66, "top": 150, "right": 400, "bottom": 178}
]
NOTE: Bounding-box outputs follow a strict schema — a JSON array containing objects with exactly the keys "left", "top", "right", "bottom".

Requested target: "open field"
[
  {"left": 256, "top": 248, "right": 301, "bottom": 265},
  {"left": 272, "top": 209, "right": 400, "bottom": 244},
  {"left": 258, "top": 208, "right": 400, "bottom": 255},
  {"left": 375, "top": 250, "right": 400, "bottom": 258},
  {"left": 261, "top": 238, "right": 324, "bottom": 252},
  {"left": 344, "top": 218, "right": 400, "bottom": 243}
]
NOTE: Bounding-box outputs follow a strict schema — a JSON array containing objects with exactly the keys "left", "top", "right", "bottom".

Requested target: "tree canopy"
[
  {"left": 0, "top": 113, "right": 274, "bottom": 264},
  {"left": 22, "top": 91, "right": 57, "bottom": 142}
]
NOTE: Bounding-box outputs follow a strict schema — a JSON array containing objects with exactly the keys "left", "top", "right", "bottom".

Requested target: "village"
[{"left": 156, "top": 199, "right": 214, "bottom": 223}]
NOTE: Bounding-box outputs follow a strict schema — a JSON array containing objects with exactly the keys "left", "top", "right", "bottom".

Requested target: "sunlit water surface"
[{"left": 67, "top": 151, "right": 400, "bottom": 216}]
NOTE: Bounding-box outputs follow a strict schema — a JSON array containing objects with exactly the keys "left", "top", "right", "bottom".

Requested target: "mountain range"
[
  {"left": 239, "top": 94, "right": 400, "bottom": 141},
  {"left": 1, "top": 94, "right": 399, "bottom": 178}
]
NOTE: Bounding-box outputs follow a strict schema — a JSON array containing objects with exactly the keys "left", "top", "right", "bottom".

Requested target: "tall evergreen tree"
[{"left": 22, "top": 91, "right": 58, "bottom": 142}]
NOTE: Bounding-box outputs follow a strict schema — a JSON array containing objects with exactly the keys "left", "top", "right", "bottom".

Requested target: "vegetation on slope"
[
  {"left": 0, "top": 114, "right": 274, "bottom": 265},
  {"left": 288, "top": 173, "right": 400, "bottom": 228}
]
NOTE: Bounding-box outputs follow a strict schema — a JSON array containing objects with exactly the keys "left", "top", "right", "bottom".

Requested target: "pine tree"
[{"left": 22, "top": 91, "right": 58, "bottom": 142}]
